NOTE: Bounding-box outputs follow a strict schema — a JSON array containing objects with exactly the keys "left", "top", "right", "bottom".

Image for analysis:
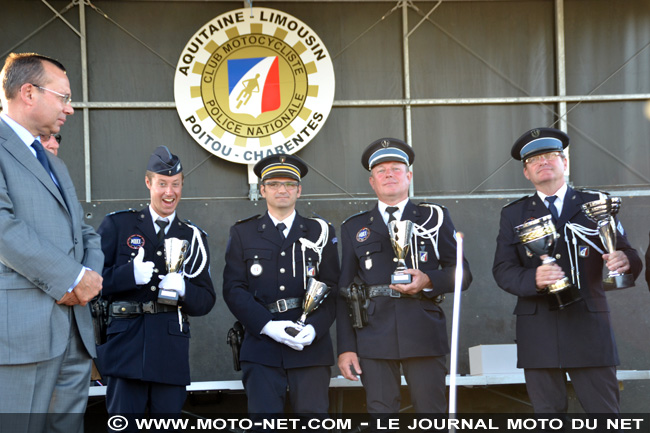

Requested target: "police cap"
[
  {"left": 253, "top": 154, "right": 308, "bottom": 182},
  {"left": 511, "top": 127, "right": 569, "bottom": 161},
  {"left": 361, "top": 138, "right": 415, "bottom": 171},
  {"left": 146, "top": 146, "right": 182, "bottom": 176}
]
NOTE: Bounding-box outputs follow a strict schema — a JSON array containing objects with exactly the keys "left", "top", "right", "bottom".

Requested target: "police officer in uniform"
[
  {"left": 337, "top": 138, "right": 472, "bottom": 418},
  {"left": 223, "top": 154, "right": 340, "bottom": 426},
  {"left": 492, "top": 127, "right": 642, "bottom": 413},
  {"left": 96, "top": 146, "right": 215, "bottom": 418}
]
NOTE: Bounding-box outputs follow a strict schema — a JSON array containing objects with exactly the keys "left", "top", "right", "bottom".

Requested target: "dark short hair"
[{"left": 1, "top": 53, "right": 66, "bottom": 100}]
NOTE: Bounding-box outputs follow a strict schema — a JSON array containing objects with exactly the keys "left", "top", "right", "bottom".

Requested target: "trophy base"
[
  {"left": 284, "top": 325, "right": 302, "bottom": 337},
  {"left": 157, "top": 289, "right": 179, "bottom": 306},
  {"left": 547, "top": 279, "right": 582, "bottom": 311},
  {"left": 391, "top": 273, "right": 412, "bottom": 284},
  {"left": 603, "top": 273, "right": 635, "bottom": 291}
]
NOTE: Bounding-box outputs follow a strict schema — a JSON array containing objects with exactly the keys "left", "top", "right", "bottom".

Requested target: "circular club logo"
[{"left": 174, "top": 8, "right": 335, "bottom": 165}]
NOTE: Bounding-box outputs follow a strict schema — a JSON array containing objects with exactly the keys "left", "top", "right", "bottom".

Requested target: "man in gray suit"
[{"left": 0, "top": 53, "right": 103, "bottom": 432}]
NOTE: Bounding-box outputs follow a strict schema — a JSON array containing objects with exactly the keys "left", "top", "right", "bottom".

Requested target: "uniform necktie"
[
  {"left": 31, "top": 140, "right": 56, "bottom": 183},
  {"left": 276, "top": 222, "right": 287, "bottom": 240},
  {"left": 545, "top": 195, "right": 560, "bottom": 223},
  {"left": 156, "top": 219, "right": 169, "bottom": 243},
  {"left": 386, "top": 206, "right": 399, "bottom": 224}
]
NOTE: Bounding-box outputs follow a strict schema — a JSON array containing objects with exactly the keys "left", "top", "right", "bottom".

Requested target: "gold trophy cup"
[
  {"left": 388, "top": 220, "right": 414, "bottom": 284},
  {"left": 515, "top": 215, "right": 581, "bottom": 310},
  {"left": 285, "top": 278, "right": 331, "bottom": 337},
  {"left": 582, "top": 197, "right": 635, "bottom": 290},
  {"left": 158, "top": 237, "right": 190, "bottom": 305}
]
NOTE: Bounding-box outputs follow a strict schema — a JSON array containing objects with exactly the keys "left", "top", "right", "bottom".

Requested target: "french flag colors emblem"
[{"left": 228, "top": 57, "right": 280, "bottom": 118}]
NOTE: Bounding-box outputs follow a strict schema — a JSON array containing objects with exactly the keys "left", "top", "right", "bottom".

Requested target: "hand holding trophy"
[
  {"left": 388, "top": 220, "right": 414, "bottom": 284},
  {"left": 158, "top": 237, "right": 190, "bottom": 306},
  {"left": 582, "top": 196, "right": 634, "bottom": 290},
  {"left": 515, "top": 215, "right": 581, "bottom": 310},
  {"left": 285, "top": 278, "right": 331, "bottom": 337}
]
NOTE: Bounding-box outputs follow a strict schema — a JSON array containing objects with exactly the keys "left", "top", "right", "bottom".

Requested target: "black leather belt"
[
  {"left": 109, "top": 301, "right": 177, "bottom": 317},
  {"left": 366, "top": 285, "right": 423, "bottom": 299},
  {"left": 265, "top": 297, "right": 302, "bottom": 313}
]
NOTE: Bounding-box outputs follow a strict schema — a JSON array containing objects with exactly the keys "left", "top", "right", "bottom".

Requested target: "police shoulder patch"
[
  {"left": 503, "top": 195, "right": 530, "bottom": 208},
  {"left": 342, "top": 210, "right": 370, "bottom": 225}
]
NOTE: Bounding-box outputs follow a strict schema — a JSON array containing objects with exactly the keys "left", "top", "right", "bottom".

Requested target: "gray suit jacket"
[{"left": 0, "top": 119, "right": 103, "bottom": 364}]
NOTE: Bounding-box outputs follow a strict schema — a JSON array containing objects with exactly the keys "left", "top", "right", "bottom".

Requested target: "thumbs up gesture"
[{"left": 133, "top": 247, "right": 155, "bottom": 285}]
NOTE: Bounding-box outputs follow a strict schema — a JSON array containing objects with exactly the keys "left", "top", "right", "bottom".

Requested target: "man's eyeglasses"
[
  {"left": 31, "top": 84, "right": 72, "bottom": 105},
  {"left": 524, "top": 151, "right": 562, "bottom": 165},
  {"left": 262, "top": 181, "right": 300, "bottom": 191}
]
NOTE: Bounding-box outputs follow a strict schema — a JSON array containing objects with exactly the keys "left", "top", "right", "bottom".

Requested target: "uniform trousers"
[
  {"left": 524, "top": 366, "right": 620, "bottom": 413},
  {"left": 359, "top": 356, "right": 447, "bottom": 413},
  {"left": 106, "top": 376, "right": 186, "bottom": 415},
  {"left": 241, "top": 361, "right": 330, "bottom": 433}
]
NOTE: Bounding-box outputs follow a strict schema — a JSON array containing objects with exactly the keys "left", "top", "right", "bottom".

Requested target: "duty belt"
[
  {"left": 365, "top": 285, "right": 423, "bottom": 299},
  {"left": 265, "top": 297, "right": 302, "bottom": 313},
  {"left": 109, "top": 300, "right": 178, "bottom": 317}
]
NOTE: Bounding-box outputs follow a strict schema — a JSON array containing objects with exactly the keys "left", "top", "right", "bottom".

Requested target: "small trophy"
[
  {"left": 388, "top": 220, "right": 414, "bottom": 284},
  {"left": 158, "top": 237, "right": 190, "bottom": 305},
  {"left": 582, "top": 196, "right": 635, "bottom": 290},
  {"left": 515, "top": 215, "right": 581, "bottom": 310},
  {"left": 285, "top": 278, "right": 331, "bottom": 337}
]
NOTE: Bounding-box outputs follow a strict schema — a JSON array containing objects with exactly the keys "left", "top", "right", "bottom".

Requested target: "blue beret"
[
  {"left": 147, "top": 146, "right": 182, "bottom": 176},
  {"left": 511, "top": 128, "right": 569, "bottom": 161},
  {"left": 253, "top": 154, "right": 308, "bottom": 181},
  {"left": 361, "top": 138, "right": 415, "bottom": 171}
]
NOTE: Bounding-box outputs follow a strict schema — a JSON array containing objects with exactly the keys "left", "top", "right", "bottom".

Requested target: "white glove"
[
  {"left": 294, "top": 324, "right": 316, "bottom": 346},
  {"left": 261, "top": 320, "right": 304, "bottom": 351},
  {"left": 133, "top": 248, "right": 154, "bottom": 285},
  {"left": 158, "top": 272, "right": 186, "bottom": 297}
]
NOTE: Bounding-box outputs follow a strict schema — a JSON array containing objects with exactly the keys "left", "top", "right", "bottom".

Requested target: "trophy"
[
  {"left": 388, "top": 220, "right": 414, "bottom": 284},
  {"left": 515, "top": 215, "right": 581, "bottom": 310},
  {"left": 582, "top": 196, "right": 635, "bottom": 290},
  {"left": 285, "top": 278, "right": 331, "bottom": 337},
  {"left": 158, "top": 237, "right": 190, "bottom": 305}
]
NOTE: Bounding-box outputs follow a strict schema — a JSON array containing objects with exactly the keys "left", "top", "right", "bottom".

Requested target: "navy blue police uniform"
[
  {"left": 96, "top": 147, "right": 215, "bottom": 416},
  {"left": 222, "top": 154, "right": 340, "bottom": 422},
  {"left": 337, "top": 138, "right": 472, "bottom": 415},
  {"left": 492, "top": 128, "right": 642, "bottom": 413}
]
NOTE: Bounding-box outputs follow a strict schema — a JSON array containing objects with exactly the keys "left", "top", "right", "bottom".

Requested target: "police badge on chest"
[
  {"left": 306, "top": 259, "right": 316, "bottom": 277},
  {"left": 250, "top": 258, "right": 263, "bottom": 277}
]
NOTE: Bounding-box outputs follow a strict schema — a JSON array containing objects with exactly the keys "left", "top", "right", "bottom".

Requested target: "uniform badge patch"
[
  {"left": 365, "top": 257, "right": 373, "bottom": 270},
  {"left": 579, "top": 246, "right": 589, "bottom": 258},
  {"left": 127, "top": 235, "right": 145, "bottom": 249},
  {"left": 419, "top": 246, "right": 428, "bottom": 263},
  {"left": 250, "top": 262, "right": 263, "bottom": 276},
  {"left": 356, "top": 228, "right": 370, "bottom": 242},
  {"left": 306, "top": 265, "right": 316, "bottom": 277}
]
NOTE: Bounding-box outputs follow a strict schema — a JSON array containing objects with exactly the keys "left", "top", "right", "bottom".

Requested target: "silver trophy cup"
[
  {"left": 388, "top": 220, "right": 414, "bottom": 284},
  {"left": 582, "top": 196, "right": 634, "bottom": 290},
  {"left": 515, "top": 215, "right": 581, "bottom": 310},
  {"left": 158, "top": 237, "right": 190, "bottom": 305},
  {"left": 285, "top": 278, "right": 331, "bottom": 337}
]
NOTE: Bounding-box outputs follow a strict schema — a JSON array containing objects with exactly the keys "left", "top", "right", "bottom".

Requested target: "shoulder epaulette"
[
  {"left": 342, "top": 210, "right": 370, "bottom": 225},
  {"left": 106, "top": 208, "right": 137, "bottom": 217},
  {"left": 235, "top": 214, "right": 261, "bottom": 225},
  {"left": 503, "top": 195, "right": 530, "bottom": 208},
  {"left": 310, "top": 212, "right": 333, "bottom": 226},
  {"left": 418, "top": 201, "right": 447, "bottom": 210},
  {"left": 182, "top": 219, "right": 209, "bottom": 236},
  {"left": 575, "top": 188, "right": 608, "bottom": 197}
]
